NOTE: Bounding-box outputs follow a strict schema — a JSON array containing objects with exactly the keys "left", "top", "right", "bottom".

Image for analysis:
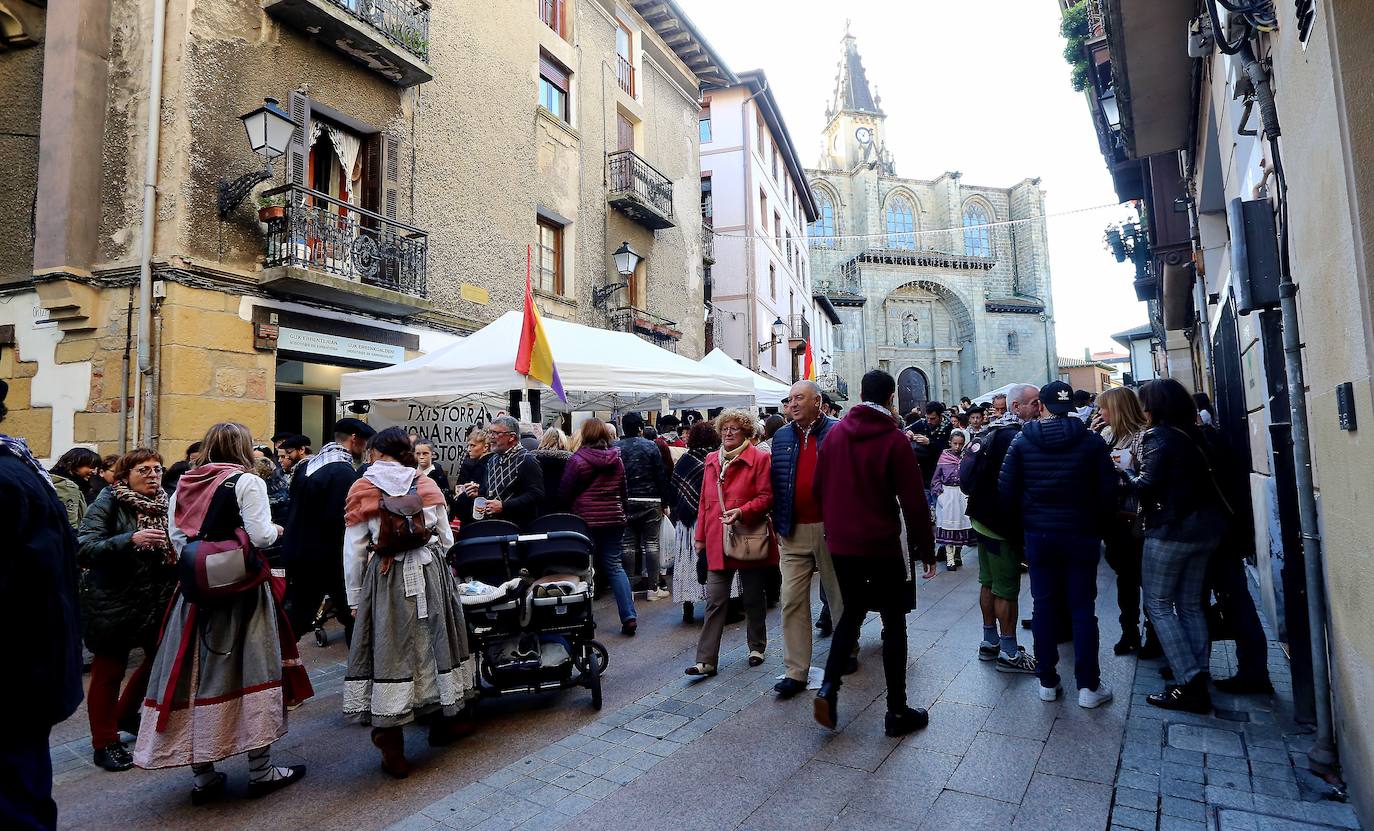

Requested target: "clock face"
[{"left": 855, "top": 126, "right": 872, "bottom": 144}]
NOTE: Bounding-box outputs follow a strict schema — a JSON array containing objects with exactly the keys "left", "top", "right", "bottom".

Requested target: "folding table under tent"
[
  {"left": 697, "top": 348, "right": 793, "bottom": 408},
  {"left": 338, "top": 311, "right": 757, "bottom": 412}
]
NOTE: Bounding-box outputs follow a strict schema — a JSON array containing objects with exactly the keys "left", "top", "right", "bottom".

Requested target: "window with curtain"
[
  {"left": 536, "top": 217, "right": 564, "bottom": 295},
  {"left": 810, "top": 189, "right": 836, "bottom": 247},
  {"left": 885, "top": 194, "right": 916, "bottom": 250},
  {"left": 963, "top": 202, "right": 992, "bottom": 257}
]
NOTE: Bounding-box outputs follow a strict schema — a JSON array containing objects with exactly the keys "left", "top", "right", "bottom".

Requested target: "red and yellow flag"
[
  {"left": 516, "top": 246, "right": 567, "bottom": 402},
  {"left": 803, "top": 340, "right": 817, "bottom": 381}
]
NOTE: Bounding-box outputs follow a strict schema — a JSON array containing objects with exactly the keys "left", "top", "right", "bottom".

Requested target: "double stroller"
[{"left": 449, "top": 513, "right": 609, "bottom": 710}]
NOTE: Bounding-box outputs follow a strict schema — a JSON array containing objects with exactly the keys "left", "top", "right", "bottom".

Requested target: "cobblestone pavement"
[{"left": 52, "top": 561, "right": 1363, "bottom": 831}]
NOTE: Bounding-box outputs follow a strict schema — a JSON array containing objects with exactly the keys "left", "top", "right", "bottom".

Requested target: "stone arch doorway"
[{"left": 898, "top": 367, "right": 929, "bottom": 419}]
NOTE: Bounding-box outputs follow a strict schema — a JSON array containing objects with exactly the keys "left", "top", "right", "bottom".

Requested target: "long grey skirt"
[{"left": 343, "top": 547, "right": 478, "bottom": 728}]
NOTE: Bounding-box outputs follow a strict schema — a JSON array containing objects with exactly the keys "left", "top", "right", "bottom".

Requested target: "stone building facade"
[
  {"left": 808, "top": 33, "right": 1058, "bottom": 416},
  {"left": 0, "top": 0, "right": 727, "bottom": 460}
]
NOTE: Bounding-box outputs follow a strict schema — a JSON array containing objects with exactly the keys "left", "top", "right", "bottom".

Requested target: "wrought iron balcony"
[
  {"left": 702, "top": 219, "right": 715, "bottom": 264},
  {"left": 610, "top": 306, "right": 681, "bottom": 352},
  {"left": 263, "top": 0, "right": 432, "bottom": 87},
  {"left": 607, "top": 150, "right": 675, "bottom": 230},
  {"left": 787, "top": 314, "right": 810, "bottom": 347},
  {"left": 258, "top": 184, "right": 431, "bottom": 316}
]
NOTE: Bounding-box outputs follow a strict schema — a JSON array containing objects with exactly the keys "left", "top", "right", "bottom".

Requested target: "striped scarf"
[{"left": 485, "top": 445, "right": 529, "bottom": 501}]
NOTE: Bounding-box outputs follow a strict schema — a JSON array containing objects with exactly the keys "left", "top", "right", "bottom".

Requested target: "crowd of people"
[{"left": 1, "top": 367, "right": 1275, "bottom": 830}]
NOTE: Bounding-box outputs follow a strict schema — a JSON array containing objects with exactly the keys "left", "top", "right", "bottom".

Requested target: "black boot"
[
  {"left": 815, "top": 613, "right": 833, "bottom": 638},
  {"left": 681, "top": 601, "right": 694, "bottom": 624},
  {"left": 813, "top": 682, "right": 839, "bottom": 729},
  {"left": 1147, "top": 674, "right": 1211, "bottom": 714},
  {"left": 1113, "top": 628, "right": 1140, "bottom": 656},
  {"left": 884, "top": 706, "right": 929, "bottom": 737},
  {"left": 1138, "top": 623, "right": 1164, "bottom": 660}
]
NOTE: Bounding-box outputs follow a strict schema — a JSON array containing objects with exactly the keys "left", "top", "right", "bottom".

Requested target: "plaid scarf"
[
  {"left": 671, "top": 449, "right": 708, "bottom": 517},
  {"left": 111, "top": 481, "right": 171, "bottom": 557},
  {"left": 485, "top": 445, "right": 529, "bottom": 501},
  {"left": 305, "top": 441, "right": 355, "bottom": 476},
  {"left": 0, "top": 434, "right": 55, "bottom": 492}
]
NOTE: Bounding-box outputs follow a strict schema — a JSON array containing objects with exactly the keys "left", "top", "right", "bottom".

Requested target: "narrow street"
[{"left": 50, "top": 565, "right": 1355, "bottom": 831}]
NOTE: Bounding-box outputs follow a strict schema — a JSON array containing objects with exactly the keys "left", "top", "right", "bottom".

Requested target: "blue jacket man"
[
  {"left": 998, "top": 380, "right": 1118, "bottom": 709},
  {"left": 769, "top": 381, "right": 846, "bottom": 699}
]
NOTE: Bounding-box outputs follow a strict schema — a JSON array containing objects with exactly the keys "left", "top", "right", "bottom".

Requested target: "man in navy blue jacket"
[
  {"left": 771, "top": 381, "right": 844, "bottom": 699},
  {"left": 999, "top": 380, "right": 1119, "bottom": 709}
]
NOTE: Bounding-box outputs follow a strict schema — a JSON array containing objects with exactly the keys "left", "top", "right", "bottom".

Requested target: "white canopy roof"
[
  {"left": 339, "top": 311, "right": 756, "bottom": 411},
  {"left": 973, "top": 382, "right": 1035, "bottom": 404},
  {"left": 698, "top": 349, "right": 793, "bottom": 407}
]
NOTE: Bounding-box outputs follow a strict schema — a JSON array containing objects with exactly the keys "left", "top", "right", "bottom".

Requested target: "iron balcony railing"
[
  {"left": 702, "top": 218, "right": 715, "bottom": 263},
  {"left": 262, "top": 183, "right": 428, "bottom": 297},
  {"left": 332, "top": 0, "right": 430, "bottom": 62},
  {"left": 607, "top": 149, "right": 674, "bottom": 221},
  {"left": 616, "top": 54, "right": 635, "bottom": 95},
  {"left": 610, "top": 305, "right": 681, "bottom": 352},
  {"left": 788, "top": 314, "right": 810, "bottom": 344}
]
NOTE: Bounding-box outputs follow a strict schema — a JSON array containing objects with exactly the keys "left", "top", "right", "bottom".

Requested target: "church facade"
[{"left": 808, "top": 33, "right": 1059, "bottom": 417}]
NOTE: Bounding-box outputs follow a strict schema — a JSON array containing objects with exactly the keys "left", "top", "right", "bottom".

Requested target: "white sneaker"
[
  {"left": 652, "top": 588, "right": 670, "bottom": 600},
  {"left": 1078, "top": 683, "right": 1114, "bottom": 709},
  {"left": 1038, "top": 683, "right": 1062, "bottom": 702}
]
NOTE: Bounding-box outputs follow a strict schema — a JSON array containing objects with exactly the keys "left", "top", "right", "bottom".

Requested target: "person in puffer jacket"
[
  {"left": 560, "top": 419, "right": 637, "bottom": 634},
  {"left": 998, "top": 380, "right": 1119, "bottom": 710}
]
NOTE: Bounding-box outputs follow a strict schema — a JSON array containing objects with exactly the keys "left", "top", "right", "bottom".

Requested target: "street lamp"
[
  {"left": 820, "top": 357, "right": 832, "bottom": 375},
  {"left": 1099, "top": 87, "right": 1121, "bottom": 131},
  {"left": 594, "top": 241, "right": 642, "bottom": 310},
  {"left": 217, "top": 97, "right": 298, "bottom": 218},
  {"left": 758, "top": 316, "right": 787, "bottom": 353}
]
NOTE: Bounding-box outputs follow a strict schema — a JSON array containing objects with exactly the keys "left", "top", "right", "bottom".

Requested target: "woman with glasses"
[{"left": 76, "top": 448, "right": 177, "bottom": 772}]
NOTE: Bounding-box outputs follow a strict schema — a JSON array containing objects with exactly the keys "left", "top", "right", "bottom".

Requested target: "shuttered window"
[{"left": 539, "top": 53, "right": 571, "bottom": 122}]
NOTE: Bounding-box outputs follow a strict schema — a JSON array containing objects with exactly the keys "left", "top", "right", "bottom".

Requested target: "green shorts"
[{"left": 977, "top": 533, "right": 1022, "bottom": 601}]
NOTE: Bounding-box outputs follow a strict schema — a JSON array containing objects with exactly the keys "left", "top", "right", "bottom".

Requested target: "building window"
[
  {"left": 539, "top": 0, "right": 569, "bottom": 39},
  {"left": 616, "top": 112, "right": 634, "bottom": 151},
  {"left": 772, "top": 143, "right": 779, "bottom": 181},
  {"left": 769, "top": 262, "right": 777, "bottom": 298},
  {"left": 699, "top": 106, "right": 712, "bottom": 144},
  {"left": 785, "top": 232, "right": 793, "bottom": 270},
  {"left": 757, "top": 112, "right": 765, "bottom": 154},
  {"left": 759, "top": 190, "right": 768, "bottom": 233},
  {"left": 963, "top": 202, "right": 992, "bottom": 257},
  {"left": 1007, "top": 331, "right": 1020, "bottom": 354},
  {"left": 615, "top": 21, "right": 635, "bottom": 95},
  {"left": 536, "top": 216, "right": 564, "bottom": 295},
  {"left": 775, "top": 212, "right": 783, "bottom": 251},
  {"left": 885, "top": 194, "right": 916, "bottom": 250},
  {"left": 811, "top": 189, "right": 836, "bottom": 248},
  {"left": 539, "top": 53, "right": 571, "bottom": 122},
  {"left": 700, "top": 175, "right": 713, "bottom": 226}
]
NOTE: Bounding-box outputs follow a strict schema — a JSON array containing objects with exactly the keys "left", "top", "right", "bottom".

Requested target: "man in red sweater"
[{"left": 813, "top": 369, "right": 938, "bottom": 737}]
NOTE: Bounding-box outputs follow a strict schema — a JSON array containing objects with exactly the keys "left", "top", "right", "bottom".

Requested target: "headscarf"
[{"left": 111, "top": 481, "right": 171, "bottom": 557}]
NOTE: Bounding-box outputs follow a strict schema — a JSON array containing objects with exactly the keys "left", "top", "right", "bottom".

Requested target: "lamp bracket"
[
  {"left": 217, "top": 162, "right": 274, "bottom": 218},
  {"left": 757, "top": 337, "right": 778, "bottom": 354},
  {"left": 592, "top": 282, "right": 628, "bottom": 311}
]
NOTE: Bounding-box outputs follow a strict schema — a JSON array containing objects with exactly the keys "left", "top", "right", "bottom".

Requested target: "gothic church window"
[
  {"left": 963, "top": 202, "right": 992, "bottom": 257},
  {"left": 885, "top": 194, "right": 916, "bottom": 250},
  {"left": 811, "top": 190, "right": 836, "bottom": 248},
  {"left": 1007, "top": 331, "right": 1020, "bottom": 354}
]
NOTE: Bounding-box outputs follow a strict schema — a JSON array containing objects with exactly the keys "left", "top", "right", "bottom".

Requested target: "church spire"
[{"left": 830, "top": 26, "right": 881, "bottom": 117}]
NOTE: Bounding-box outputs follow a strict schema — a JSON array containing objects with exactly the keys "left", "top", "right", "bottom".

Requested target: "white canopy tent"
[
  {"left": 339, "top": 311, "right": 757, "bottom": 411},
  {"left": 972, "top": 382, "right": 1034, "bottom": 405},
  {"left": 697, "top": 349, "right": 793, "bottom": 408}
]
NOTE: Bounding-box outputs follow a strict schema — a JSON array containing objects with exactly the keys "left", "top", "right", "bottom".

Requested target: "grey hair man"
[
  {"left": 479, "top": 415, "right": 544, "bottom": 528},
  {"left": 770, "top": 381, "right": 848, "bottom": 698}
]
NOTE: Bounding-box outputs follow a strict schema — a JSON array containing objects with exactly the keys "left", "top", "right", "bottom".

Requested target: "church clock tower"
[{"left": 821, "top": 27, "right": 894, "bottom": 174}]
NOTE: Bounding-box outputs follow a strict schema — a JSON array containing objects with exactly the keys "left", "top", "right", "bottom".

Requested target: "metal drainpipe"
[
  {"left": 118, "top": 289, "right": 133, "bottom": 454},
  {"left": 136, "top": 0, "right": 168, "bottom": 446},
  {"left": 1238, "top": 42, "right": 1338, "bottom": 774}
]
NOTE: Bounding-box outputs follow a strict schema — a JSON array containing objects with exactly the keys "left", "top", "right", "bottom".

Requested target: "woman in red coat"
[{"left": 685, "top": 409, "right": 777, "bottom": 677}]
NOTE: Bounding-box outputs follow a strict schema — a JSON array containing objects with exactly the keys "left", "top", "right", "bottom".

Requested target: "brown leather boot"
[
  {"left": 371, "top": 727, "right": 411, "bottom": 779},
  {"left": 428, "top": 714, "right": 477, "bottom": 747}
]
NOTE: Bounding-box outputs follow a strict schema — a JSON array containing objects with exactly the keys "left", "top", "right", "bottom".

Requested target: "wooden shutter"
[
  {"left": 286, "top": 91, "right": 312, "bottom": 191},
  {"left": 383, "top": 134, "right": 400, "bottom": 220},
  {"left": 361, "top": 134, "right": 382, "bottom": 217},
  {"left": 616, "top": 113, "right": 634, "bottom": 152}
]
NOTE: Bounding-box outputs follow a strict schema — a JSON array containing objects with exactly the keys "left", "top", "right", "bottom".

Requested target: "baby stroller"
[{"left": 449, "top": 514, "right": 608, "bottom": 710}]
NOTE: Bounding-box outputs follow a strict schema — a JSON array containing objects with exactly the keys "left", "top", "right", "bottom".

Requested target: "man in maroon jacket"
[{"left": 813, "top": 369, "right": 939, "bottom": 737}]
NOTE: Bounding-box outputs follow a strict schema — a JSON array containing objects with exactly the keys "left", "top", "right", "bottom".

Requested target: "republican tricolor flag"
[
  {"left": 803, "top": 340, "right": 817, "bottom": 381},
  {"left": 515, "top": 246, "right": 567, "bottom": 403}
]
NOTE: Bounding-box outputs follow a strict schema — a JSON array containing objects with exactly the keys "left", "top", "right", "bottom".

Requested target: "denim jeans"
[
  {"left": 622, "top": 504, "right": 662, "bottom": 585},
  {"left": 1024, "top": 531, "right": 1102, "bottom": 692},
  {"left": 590, "top": 525, "right": 637, "bottom": 624}
]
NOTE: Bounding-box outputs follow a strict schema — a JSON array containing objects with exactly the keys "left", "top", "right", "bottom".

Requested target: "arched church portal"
[{"left": 898, "top": 367, "right": 929, "bottom": 419}]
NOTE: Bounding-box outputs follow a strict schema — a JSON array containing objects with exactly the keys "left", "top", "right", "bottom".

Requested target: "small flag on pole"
[
  {"left": 803, "top": 340, "right": 817, "bottom": 381},
  {"left": 516, "top": 246, "right": 567, "bottom": 403}
]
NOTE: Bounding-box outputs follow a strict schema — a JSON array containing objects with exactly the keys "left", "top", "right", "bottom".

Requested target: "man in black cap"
[
  {"left": 0, "top": 379, "right": 83, "bottom": 830},
  {"left": 998, "top": 380, "right": 1118, "bottom": 709},
  {"left": 283, "top": 417, "right": 374, "bottom": 645}
]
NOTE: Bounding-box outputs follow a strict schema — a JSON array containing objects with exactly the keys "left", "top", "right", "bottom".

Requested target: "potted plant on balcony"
[{"left": 255, "top": 192, "right": 287, "bottom": 223}]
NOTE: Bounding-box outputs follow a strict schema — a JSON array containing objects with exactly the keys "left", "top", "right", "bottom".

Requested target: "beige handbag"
[{"left": 716, "top": 474, "right": 772, "bottom": 562}]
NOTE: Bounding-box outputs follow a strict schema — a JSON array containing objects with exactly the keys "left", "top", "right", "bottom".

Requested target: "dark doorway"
[{"left": 898, "top": 367, "right": 929, "bottom": 419}]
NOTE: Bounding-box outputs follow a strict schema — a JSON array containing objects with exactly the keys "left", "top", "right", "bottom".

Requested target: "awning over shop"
[
  {"left": 697, "top": 349, "right": 793, "bottom": 408},
  {"left": 339, "top": 311, "right": 756, "bottom": 411}
]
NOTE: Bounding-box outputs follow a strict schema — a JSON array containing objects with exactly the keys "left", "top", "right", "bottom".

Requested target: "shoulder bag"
[
  {"left": 716, "top": 466, "right": 772, "bottom": 563},
  {"left": 177, "top": 473, "right": 270, "bottom": 606}
]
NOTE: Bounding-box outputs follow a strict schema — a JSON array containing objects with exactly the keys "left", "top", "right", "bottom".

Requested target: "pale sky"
[{"left": 677, "top": 0, "right": 1147, "bottom": 357}]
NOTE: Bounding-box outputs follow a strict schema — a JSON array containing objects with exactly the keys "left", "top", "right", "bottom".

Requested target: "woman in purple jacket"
[{"left": 559, "top": 419, "right": 638, "bottom": 635}]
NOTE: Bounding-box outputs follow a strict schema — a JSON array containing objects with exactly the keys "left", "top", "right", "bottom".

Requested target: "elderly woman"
[
  {"left": 134, "top": 423, "right": 311, "bottom": 803},
  {"left": 560, "top": 418, "right": 638, "bottom": 634},
  {"left": 685, "top": 410, "right": 777, "bottom": 677},
  {"left": 343, "top": 427, "right": 477, "bottom": 778},
  {"left": 77, "top": 448, "right": 178, "bottom": 772},
  {"left": 669, "top": 421, "right": 740, "bottom": 624}
]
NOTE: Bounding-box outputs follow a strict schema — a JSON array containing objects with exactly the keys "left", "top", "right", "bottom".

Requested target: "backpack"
[
  {"left": 371, "top": 480, "right": 432, "bottom": 558},
  {"left": 958, "top": 424, "right": 1021, "bottom": 535},
  {"left": 177, "top": 473, "right": 270, "bottom": 606}
]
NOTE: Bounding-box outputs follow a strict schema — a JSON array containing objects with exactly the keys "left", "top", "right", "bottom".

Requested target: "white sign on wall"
[
  {"left": 370, "top": 399, "right": 508, "bottom": 480},
  {"left": 276, "top": 327, "right": 405, "bottom": 365}
]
